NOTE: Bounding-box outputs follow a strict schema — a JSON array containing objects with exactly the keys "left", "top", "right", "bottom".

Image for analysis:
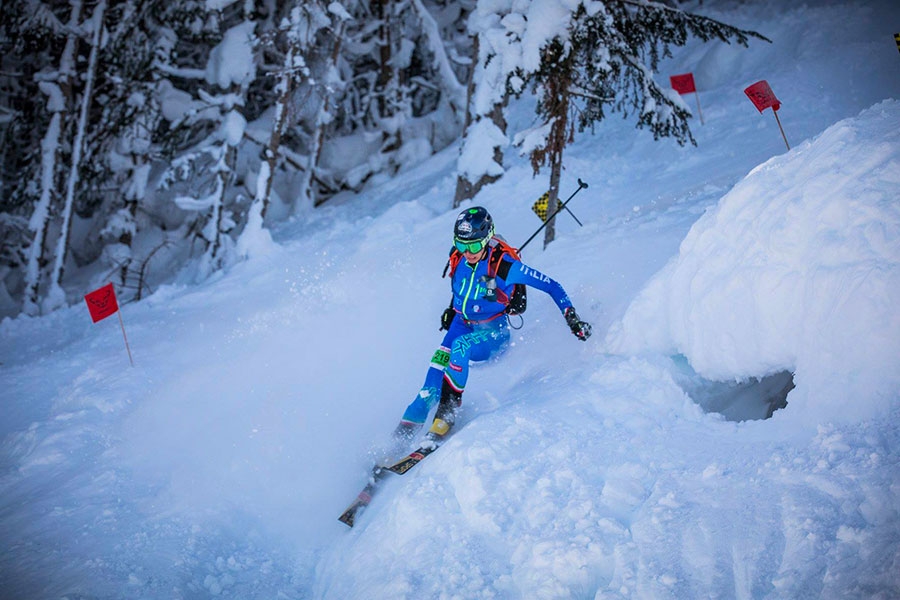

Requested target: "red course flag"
[
  {"left": 670, "top": 73, "right": 696, "bottom": 95},
  {"left": 84, "top": 282, "right": 134, "bottom": 366},
  {"left": 744, "top": 79, "right": 790, "bottom": 150},
  {"left": 744, "top": 80, "right": 781, "bottom": 113},
  {"left": 670, "top": 72, "right": 704, "bottom": 124},
  {"left": 84, "top": 283, "right": 119, "bottom": 323}
]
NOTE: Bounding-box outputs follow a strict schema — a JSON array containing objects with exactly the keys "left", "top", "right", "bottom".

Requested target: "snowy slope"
[
  {"left": 2, "top": 1, "right": 900, "bottom": 599},
  {"left": 316, "top": 100, "right": 900, "bottom": 600}
]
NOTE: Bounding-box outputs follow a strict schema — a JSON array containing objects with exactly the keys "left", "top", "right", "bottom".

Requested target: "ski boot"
[{"left": 425, "top": 380, "right": 462, "bottom": 442}]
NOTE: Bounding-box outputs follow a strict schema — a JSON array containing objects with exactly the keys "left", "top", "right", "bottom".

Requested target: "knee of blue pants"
[{"left": 444, "top": 324, "right": 510, "bottom": 391}]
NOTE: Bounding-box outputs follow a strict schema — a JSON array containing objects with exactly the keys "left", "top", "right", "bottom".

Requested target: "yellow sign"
[
  {"left": 531, "top": 192, "right": 561, "bottom": 221},
  {"left": 895, "top": 32, "right": 900, "bottom": 54}
]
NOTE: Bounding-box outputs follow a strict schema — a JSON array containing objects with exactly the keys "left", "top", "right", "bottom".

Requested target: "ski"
[
  {"left": 338, "top": 466, "right": 390, "bottom": 527},
  {"left": 338, "top": 436, "right": 446, "bottom": 527},
  {"left": 383, "top": 439, "right": 442, "bottom": 474}
]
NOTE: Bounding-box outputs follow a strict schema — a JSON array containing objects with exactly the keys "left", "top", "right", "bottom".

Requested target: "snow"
[
  {"left": 519, "top": 0, "right": 576, "bottom": 73},
  {"left": 2, "top": 1, "right": 900, "bottom": 598},
  {"left": 222, "top": 108, "right": 247, "bottom": 146},
  {"left": 36, "top": 81, "right": 65, "bottom": 112},
  {"left": 458, "top": 119, "right": 510, "bottom": 180},
  {"left": 205, "top": 21, "right": 257, "bottom": 91},
  {"left": 157, "top": 79, "right": 207, "bottom": 124},
  {"left": 608, "top": 100, "right": 900, "bottom": 426}
]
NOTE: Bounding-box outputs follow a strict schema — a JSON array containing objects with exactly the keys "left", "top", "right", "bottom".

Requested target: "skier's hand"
[
  {"left": 564, "top": 307, "right": 592, "bottom": 341},
  {"left": 440, "top": 307, "right": 456, "bottom": 331}
]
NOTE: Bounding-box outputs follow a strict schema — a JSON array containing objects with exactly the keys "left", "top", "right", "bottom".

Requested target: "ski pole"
[
  {"left": 519, "top": 178, "right": 588, "bottom": 252},
  {"left": 563, "top": 203, "right": 584, "bottom": 227}
]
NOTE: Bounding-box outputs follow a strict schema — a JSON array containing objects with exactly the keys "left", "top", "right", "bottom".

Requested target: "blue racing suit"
[{"left": 400, "top": 245, "right": 574, "bottom": 425}]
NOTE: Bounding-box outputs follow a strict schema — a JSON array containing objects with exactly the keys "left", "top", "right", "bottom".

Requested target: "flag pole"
[
  {"left": 117, "top": 310, "right": 135, "bottom": 367},
  {"left": 694, "top": 92, "right": 705, "bottom": 125},
  {"left": 773, "top": 109, "right": 790, "bottom": 150}
]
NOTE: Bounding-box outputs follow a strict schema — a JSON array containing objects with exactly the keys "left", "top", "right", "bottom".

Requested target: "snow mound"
[{"left": 606, "top": 100, "right": 900, "bottom": 425}]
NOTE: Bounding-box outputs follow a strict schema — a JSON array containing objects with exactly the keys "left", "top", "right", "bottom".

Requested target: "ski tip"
[{"left": 338, "top": 510, "right": 356, "bottom": 528}]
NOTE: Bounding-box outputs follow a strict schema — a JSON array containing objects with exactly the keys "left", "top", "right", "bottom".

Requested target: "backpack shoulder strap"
[
  {"left": 443, "top": 248, "right": 463, "bottom": 278},
  {"left": 487, "top": 236, "right": 520, "bottom": 279}
]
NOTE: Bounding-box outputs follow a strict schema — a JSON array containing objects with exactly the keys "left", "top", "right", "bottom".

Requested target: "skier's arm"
[
  {"left": 502, "top": 260, "right": 572, "bottom": 313},
  {"left": 502, "top": 259, "right": 591, "bottom": 341}
]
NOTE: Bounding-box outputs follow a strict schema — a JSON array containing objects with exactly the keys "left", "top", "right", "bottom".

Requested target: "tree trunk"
[
  {"left": 453, "top": 35, "right": 478, "bottom": 209},
  {"left": 300, "top": 18, "right": 345, "bottom": 210},
  {"left": 454, "top": 36, "right": 507, "bottom": 208},
  {"left": 46, "top": 0, "right": 106, "bottom": 311},
  {"left": 373, "top": 0, "right": 394, "bottom": 117},
  {"left": 21, "top": 112, "right": 62, "bottom": 316},
  {"left": 543, "top": 144, "right": 563, "bottom": 249},
  {"left": 541, "top": 109, "right": 569, "bottom": 248},
  {"left": 539, "top": 46, "right": 573, "bottom": 249},
  {"left": 243, "top": 38, "right": 293, "bottom": 238},
  {"left": 22, "top": 0, "right": 85, "bottom": 315},
  {"left": 206, "top": 140, "right": 237, "bottom": 273}
]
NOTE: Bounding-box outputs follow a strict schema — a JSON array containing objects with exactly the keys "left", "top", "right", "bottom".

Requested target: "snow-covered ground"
[{"left": 2, "top": 1, "right": 900, "bottom": 598}]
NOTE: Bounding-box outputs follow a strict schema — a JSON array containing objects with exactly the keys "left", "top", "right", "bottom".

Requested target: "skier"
[{"left": 393, "top": 206, "right": 592, "bottom": 447}]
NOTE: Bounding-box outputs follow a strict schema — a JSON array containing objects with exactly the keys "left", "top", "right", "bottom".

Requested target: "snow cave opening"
[{"left": 669, "top": 354, "right": 795, "bottom": 422}]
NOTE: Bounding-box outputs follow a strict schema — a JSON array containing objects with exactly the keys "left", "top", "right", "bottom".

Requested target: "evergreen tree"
[
  {"left": 0, "top": 0, "right": 475, "bottom": 316},
  {"left": 163, "top": 15, "right": 258, "bottom": 279},
  {"left": 85, "top": 0, "right": 167, "bottom": 298},
  {"left": 311, "top": 0, "right": 469, "bottom": 201},
  {"left": 518, "top": 0, "right": 766, "bottom": 247},
  {"left": 292, "top": 0, "right": 350, "bottom": 210}
]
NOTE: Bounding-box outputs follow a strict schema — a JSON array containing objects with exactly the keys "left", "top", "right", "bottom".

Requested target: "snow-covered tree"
[
  {"left": 90, "top": 0, "right": 167, "bottom": 296},
  {"left": 163, "top": 18, "right": 258, "bottom": 279},
  {"left": 241, "top": 3, "right": 324, "bottom": 252},
  {"left": 287, "top": 0, "right": 348, "bottom": 212},
  {"left": 453, "top": 34, "right": 508, "bottom": 208},
  {"left": 467, "top": 0, "right": 764, "bottom": 246},
  {"left": 307, "top": 0, "right": 469, "bottom": 202},
  {"left": 0, "top": 0, "right": 475, "bottom": 315},
  {"left": 19, "top": 0, "right": 85, "bottom": 315},
  {"left": 454, "top": 1, "right": 521, "bottom": 208},
  {"left": 44, "top": 0, "right": 107, "bottom": 312},
  {"left": 529, "top": 1, "right": 764, "bottom": 247}
]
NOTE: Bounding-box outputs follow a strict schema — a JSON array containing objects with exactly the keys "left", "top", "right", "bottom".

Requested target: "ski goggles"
[{"left": 454, "top": 236, "right": 490, "bottom": 254}]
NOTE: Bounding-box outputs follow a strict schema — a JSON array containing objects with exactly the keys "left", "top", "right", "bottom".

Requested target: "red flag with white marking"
[
  {"left": 84, "top": 283, "right": 119, "bottom": 323},
  {"left": 84, "top": 283, "right": 134, "bottom": 366}
]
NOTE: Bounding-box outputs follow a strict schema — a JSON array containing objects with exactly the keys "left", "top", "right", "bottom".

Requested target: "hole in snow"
[{"left": 670, "top": 355, "right": 794, "bottom": 422}]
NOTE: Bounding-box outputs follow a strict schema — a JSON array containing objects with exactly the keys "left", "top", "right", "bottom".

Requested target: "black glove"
[
  {"left": 440, "top": 306, "right": 456, "bottom": 331},
  {"left": 564, "top": 307, "right": 592, "bottom": 341}
]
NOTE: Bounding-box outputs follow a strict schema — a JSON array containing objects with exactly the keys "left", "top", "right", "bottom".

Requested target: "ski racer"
[{"left": 393, "top": 206, "right": 592, "bottom": 446}]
